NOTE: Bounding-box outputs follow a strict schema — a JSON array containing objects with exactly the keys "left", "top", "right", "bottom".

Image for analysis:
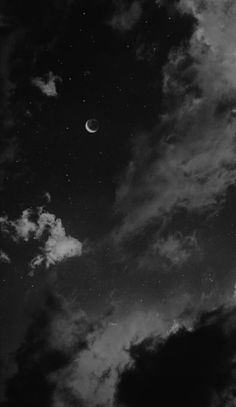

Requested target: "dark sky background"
[{"left": 1, "top": 1, "right": 236, "bottom": 406}]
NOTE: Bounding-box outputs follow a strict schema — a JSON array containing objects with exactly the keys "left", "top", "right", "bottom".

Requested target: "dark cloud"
[
  {"left": 116, "top": 306, "right": 236, "bottom": 407},
  {"left": 0, "top": 293, "right": 90, "bottom": 407}
]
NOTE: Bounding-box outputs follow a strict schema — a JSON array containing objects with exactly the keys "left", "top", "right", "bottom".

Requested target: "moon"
[{"left": 85, "top": 118, "right": 99, "bottom": 133}]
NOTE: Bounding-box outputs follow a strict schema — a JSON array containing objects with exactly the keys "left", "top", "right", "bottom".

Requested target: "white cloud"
[
  {"left": 31, "top": 213, "right": 83, "bottom": 270},
  {"left": 0, "top": 250, "right": 11, "bottom": 263},
  {"left": 109, "top": 1, "right": 143, "bottom": 32},
  {"left": 0, "top": 207, "right": 82, "bottom": 272},
  {"left": 32, "top": 71, "right": 62, "bottom": 97},
  {"left": 114, "top": 0, "right": 236, "bottom": 242}
]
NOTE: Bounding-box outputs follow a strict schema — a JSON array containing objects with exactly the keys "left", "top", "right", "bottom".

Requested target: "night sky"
[{"left": 1, "top": 1, "right": 236, "bottom": 406}]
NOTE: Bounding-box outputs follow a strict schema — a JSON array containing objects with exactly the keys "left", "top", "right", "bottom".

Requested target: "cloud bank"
[{"left": 2, "top": 294, "right": 236, "bottom": 407}]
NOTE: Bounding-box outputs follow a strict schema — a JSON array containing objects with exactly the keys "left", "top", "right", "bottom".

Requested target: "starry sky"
[{"left": 1, "top": 1, "right": 236, "bottom": 406}]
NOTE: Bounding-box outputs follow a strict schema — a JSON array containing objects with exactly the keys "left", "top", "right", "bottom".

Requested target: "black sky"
[{"left": 1, "top": 0, "right": 236, "bottom": 405}]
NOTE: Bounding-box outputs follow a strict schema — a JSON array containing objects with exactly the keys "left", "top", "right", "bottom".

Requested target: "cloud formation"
[
  {"left": 114, "top": 0, "right": 236, "bottom": 243},
  {"left": 0, "top": 207, "right": 82, "bottom": 272},
  {"left": 32, "top": 72, "right": 62, "bottom": 97}
]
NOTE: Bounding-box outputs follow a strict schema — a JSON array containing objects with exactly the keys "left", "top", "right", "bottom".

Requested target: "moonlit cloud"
[
  {"left": 114, "top": 0, "right": 236, "bottom": 244},
  {"left": 30, "top": 219, "right": 83, "bottom": 270},
  {"left": 32, "top": 71, "right": 62, "bottom": 97},
  {"left": 109, "top": 1, "right": 143, "bottom": 32},
  {"left": 0, "top": 207, "right": 82, "bottom": 272}
]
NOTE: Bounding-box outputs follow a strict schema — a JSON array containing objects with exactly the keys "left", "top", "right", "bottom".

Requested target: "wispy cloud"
[
  {"left": 114, "top": 0, "right": 236, "bottom": 244},
  {"left": 156, "top": 233, "right": 199, "bottom": 265},
  {"left": 109, "top": 1, "right": 143, "bottom": 32},
  {"left": 136, "top": 232, "right": 200, "bottom": 272},
  {"left": 32, "top": 71, "right": 62, "bottom": 97}
]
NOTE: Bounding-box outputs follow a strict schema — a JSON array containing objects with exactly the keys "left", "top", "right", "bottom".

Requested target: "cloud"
[
  {"left": 1, "top": 293, "right": 171, "bottom": 407},
  {"left": 109, "top": 1, "right": 143, "bottom": 32},
  {"left": 0, "top": 207, "right": 82, "bottom": 272},
  {"left": 3, "top": 293, "right": 236, "bottom": 407},
  {"left": 32, "top": 72, "right": 62, "bottom": 97},
  {"left": 114, "top": 0, "right": 236, "bottom": 243},
  {"left": 54, "top": 308, "right": 167, "bottom": 407},
  {"left": 0, "top": 250, "right": 11, "bottom": 264},
  {"left": 116, "top": 306, "right": 236, "bottom": 407},
  {"left": 155, "top": 233, "right": 199, "bottom": 265},
  {"left": 0, "top": 209, "right": 37, "bottom": 242},
  {"left": 138, "top": 232, "right": 200, "bottom": 271}
]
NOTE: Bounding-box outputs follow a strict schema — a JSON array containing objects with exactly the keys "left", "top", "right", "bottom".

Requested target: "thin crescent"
[{"left": 85, "top": 121, "right": 97, "bottom": 133}]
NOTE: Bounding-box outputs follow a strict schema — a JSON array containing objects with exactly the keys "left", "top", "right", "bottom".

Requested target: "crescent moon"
[{"left": 85, "top": 120, "right": 98, "bottom": 133}]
